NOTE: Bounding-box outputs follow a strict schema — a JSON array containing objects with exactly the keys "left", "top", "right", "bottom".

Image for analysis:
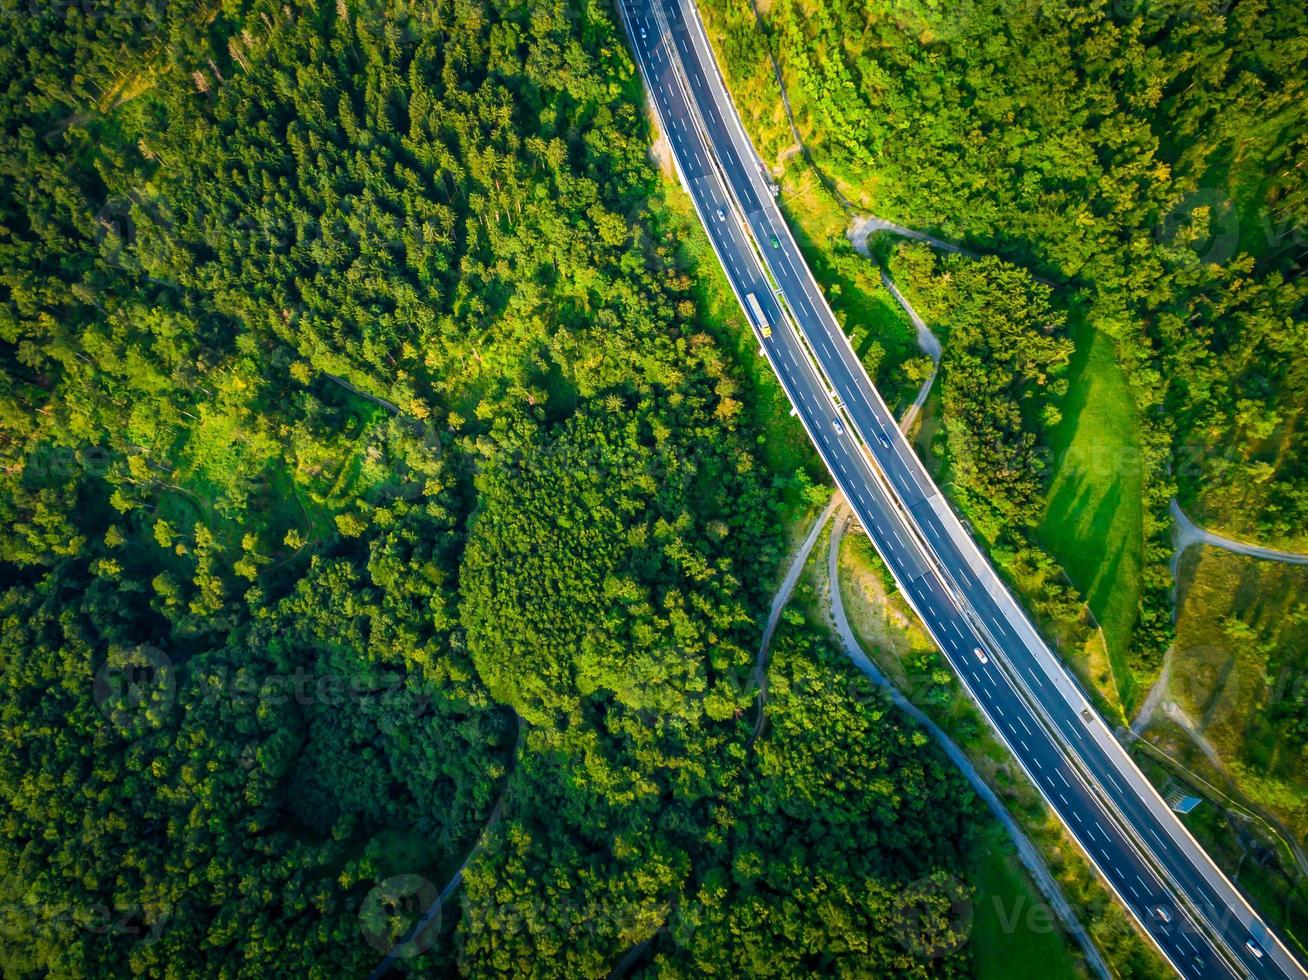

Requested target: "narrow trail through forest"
[
  {"left": 1170, "top": 499, "right": 1308, "bottom": 572},
  {"left": 750, "top": 491, "right": 844, "bottom": 743},
  {"left": 370, "top": 711, "right": 522, "bottom": 979}
]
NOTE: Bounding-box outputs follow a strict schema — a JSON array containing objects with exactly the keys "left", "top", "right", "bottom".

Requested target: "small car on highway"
[
  {"left": 1246, "top": 940, "right": 1264, "bottom": 959},
  {"left": 972, "top": 646, "right": 988, "bottom": 664},
  {"left": 1151, "top": 905, "right": 1172, "bottom": 924},
  {"left": 832, "top": 418, "right": 843, "bottom": 435},
  {"left": 716, "top": 208, "right": 726, "bottom": 221},
  {"left": 876, "top": 428, "right": 892, "bottom": 449}
]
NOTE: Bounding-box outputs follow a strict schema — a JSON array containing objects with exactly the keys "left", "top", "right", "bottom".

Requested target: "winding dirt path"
[
  {"left": 369, "top": 711, "right": 522, "bottom": 979},
  {"left": 1130, "top": 651, "right": 1173, "bottom": 736},
  {"left": 750, "top": 491, "right": 844, "bottom": 743},
  {"left": 871, "top": 267, "right": 940, "bottom": 431},
  {"left": 1170, "top": 499, "right": 1308, "bottom": 572},
  {"left": 848, "top": 214, "right": 974, "bottom": 259}
]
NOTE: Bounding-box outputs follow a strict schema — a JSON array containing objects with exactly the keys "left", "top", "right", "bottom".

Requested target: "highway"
[{"left": 617, "top": 1, "right": 1308, "bottom": 977}]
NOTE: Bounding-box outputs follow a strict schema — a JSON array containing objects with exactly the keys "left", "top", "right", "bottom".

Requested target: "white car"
[
  {"left": 716, "top": 208, "right": 726, "bottom": 221},
  {"left": 1245, "top": 940, "right": 1264, "bottom": 959},
  {"left": 1151, "top": 905, "right": 1172, "bottom": 924},
  {"left": 972, "top": 646, "right": 988, "bottom": 665},
  {"left": 832, "top": 418, "right": 843, "bottom": 435},
  {"left": 639, "top": 26, "right": 647, "bottom": 39}
]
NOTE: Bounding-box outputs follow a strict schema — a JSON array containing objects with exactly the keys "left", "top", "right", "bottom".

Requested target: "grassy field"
[
  {"left": 1037, "top": 317, "right": 1144, "bottom": 709},
  {"left": 969, "top": 824, "right": 1084, "bottom": 980},
  {"left": 1166, "top": 546, "right": 1308, "bottom": 838},
  {"left": 1125, "top": 546, "right": 1308, "bottom": 955}
]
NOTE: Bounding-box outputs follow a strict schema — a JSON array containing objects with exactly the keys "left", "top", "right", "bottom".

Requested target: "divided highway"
[{"left": 618, "top": 1, "right": 1307, "bottom": 977}]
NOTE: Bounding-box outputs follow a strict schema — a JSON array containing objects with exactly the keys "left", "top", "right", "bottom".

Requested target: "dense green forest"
[
  {"left": 0, "top": 0, "right": 986, "bottom": 974},
  {"left": 709, "top": 0, "right": 1308, "bottom": 677},
  {"left": 879, "top": 243, "right": 1104, "bottom": 664}
]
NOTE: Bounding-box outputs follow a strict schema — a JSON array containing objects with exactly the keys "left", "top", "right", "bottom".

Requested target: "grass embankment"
[
  {"left": 1169, "top": 547, "right": 1308, "bottom": 834},
  {"left": 830, "top": 527, "right": 1168, "bottom": 980},
  {"left": 1038, "top": 317, "right": 1144, "bottom": 710},
  {"left": 774, "top": 162, "right": 923, "bottom": 413},
  {"left": 1128, "top": 545, "right": 1308, "bottom": 952},
  {"left": 695, "top": 0, "right": 798, "bottom": 167},
  {"left": 970, "top": 823, "right": 1084, "bottom": 980}
]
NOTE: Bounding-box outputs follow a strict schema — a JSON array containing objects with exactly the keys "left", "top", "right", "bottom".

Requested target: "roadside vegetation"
[
  {"left": 1135, "top": 747, "right": 1308, "bottom": 958},
  {"left": 828, "top": 522, "right": 1165, "bottom": 978},
  {"left": 654, "top": 173, "right": 818, "bottom": 487},
  {"left": 1127, "top": 546, "right": 1308, "bottom": 952}
]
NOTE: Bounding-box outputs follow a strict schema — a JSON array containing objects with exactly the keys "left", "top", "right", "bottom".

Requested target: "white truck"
[{"left": 745, "top": 291, "right": 771, "bottom": 338}]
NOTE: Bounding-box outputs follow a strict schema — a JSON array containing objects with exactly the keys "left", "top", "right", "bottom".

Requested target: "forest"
[{"left": 0, "top": 0, "right": 986, "bottom": 974}]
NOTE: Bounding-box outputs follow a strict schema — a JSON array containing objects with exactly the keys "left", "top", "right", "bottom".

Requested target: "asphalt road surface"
[{"left": 618, "top": 1, "right": 1307, "bottom": 977}]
